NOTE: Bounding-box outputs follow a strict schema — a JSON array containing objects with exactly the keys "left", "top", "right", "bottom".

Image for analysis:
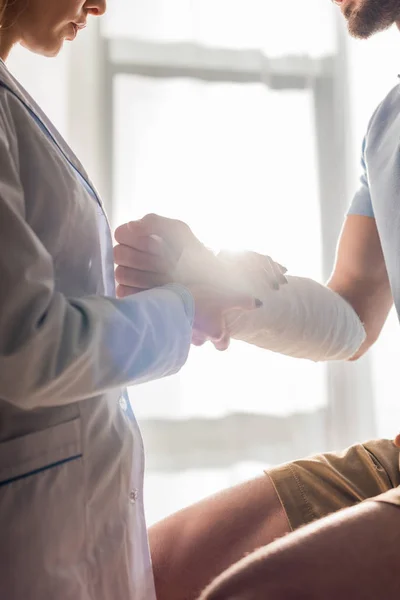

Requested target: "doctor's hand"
[
  {"left": 218, "top": 249, "right": 288, "bottom": 291},
  {"left": 113, "top": 214, "right": 207, "bottom": 296},
  {"left": 114, "top": 213, "right": 287, "bottom": 296},
  {"left": 188, "top": 284, "right": 260, "bottom": 351}
]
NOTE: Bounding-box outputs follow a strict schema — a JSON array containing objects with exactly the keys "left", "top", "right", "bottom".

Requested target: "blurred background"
[{"left": 8, "top": 0, "right": 400, "bottom": 524}]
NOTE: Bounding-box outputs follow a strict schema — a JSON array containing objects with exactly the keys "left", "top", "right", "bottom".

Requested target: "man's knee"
[
  {"left": 200, "top": 501, "right": 400, "bottom": 600},
  {"left": 198, "top": 546, "right": 291, "bottom": 600}
]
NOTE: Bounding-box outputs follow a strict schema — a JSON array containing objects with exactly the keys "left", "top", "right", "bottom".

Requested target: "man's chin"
[{"left": 347, "top": 18, "right": 392, "bottom": 40}]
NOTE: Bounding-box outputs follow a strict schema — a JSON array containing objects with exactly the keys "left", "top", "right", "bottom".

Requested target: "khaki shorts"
[{"left": 267, "top": 439, "right": 400, "bottom": 531}]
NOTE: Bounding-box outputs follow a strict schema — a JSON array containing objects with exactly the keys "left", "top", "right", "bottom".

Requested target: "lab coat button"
[{"left": 129, "top": 489, "right": 138, "bottom": 504}]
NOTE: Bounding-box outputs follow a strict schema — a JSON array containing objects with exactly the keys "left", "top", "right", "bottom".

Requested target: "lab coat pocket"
[{"left": 0, "top": 419, "right": 88, "bottom": 599}]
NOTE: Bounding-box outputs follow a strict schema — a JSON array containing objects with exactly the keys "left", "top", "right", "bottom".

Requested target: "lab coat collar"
[{"left": 0, "top": 60, "right": 103, "bottom": 208}]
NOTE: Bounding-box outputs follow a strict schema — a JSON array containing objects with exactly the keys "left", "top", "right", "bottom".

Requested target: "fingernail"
[{"left": 255, "top": 298, "right": 263, "bottom": 308}]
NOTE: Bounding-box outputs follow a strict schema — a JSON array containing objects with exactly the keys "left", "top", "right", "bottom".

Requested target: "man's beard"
[{"left": 344, "top": 0, "right": 400, "bottom": 38}]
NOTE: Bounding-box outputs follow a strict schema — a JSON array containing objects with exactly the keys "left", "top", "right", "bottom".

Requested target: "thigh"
[
  {"left": 149, "top": 475, "right": 290, "bottom": 600},
  {"left": 199, "top": 497, "right": 400, "bottom": 600},
  {"left": 150, "top": 440, "right": 400, "bottom": 600}
]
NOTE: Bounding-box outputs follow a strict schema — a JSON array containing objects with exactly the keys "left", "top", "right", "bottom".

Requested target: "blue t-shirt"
[{"left": 348, "top": 84, "right": 400, "bottom": 314}]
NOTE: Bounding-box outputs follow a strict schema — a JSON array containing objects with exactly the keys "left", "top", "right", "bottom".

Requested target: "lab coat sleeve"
[{"left": 0, "top": 116, "right": 194, "bottom": 410}]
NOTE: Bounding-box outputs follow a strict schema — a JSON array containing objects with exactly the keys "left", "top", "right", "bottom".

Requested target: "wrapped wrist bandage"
[
  {"left": 225, "top": 275, "right": 366, "bottom": 361},
  {"left": 173, "top": 245, "right": 366, "bottom": 362}
]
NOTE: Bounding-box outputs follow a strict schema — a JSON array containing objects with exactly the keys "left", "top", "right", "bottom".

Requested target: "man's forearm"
[
  {"left": 225, "top": 275, "right": 366, "bottom": 362},
  {"left": 170, "top": 237, "right": 365, "bottom": 361}
]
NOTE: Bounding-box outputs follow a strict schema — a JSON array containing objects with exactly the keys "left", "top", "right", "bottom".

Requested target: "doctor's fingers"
[
  {"left": 140, "top": 214, "right": 198, "bottom": 249},
  {"left": 192, "top": 314, "right": 231, "bottom": 351},
  {"left": 113, "top": 243, "right": 174, "bottom": 274},
  {"left": 264, "top": 256, "right": 288, "bottom": 288},
  {"left": 114, "top": 222, "right": 173, "bottom": 258},
  {"left": 115, "top": 265, "right": 171, "bottom": 290},
  {"left": 116, "top": 284, "right": 143, "bottom": 298},
  {"left": 219, "top": 250, "right": 287, "bottom": 289},
  {"left": 191, "top": 314, "right": 231, "bottom": 350},
  {"left": 213, "top": 330, "right": 231, "bottom": 351},
  {"left": 191, "top": 332, "right": 231, "bottom": 351},
  {"left": 139, "top": 214, "right": 208, "bottom": 265},
  {"left": 242, "top": 252, "right": 287, "bottom": 286},
  {"left": 191, "top": 333, "right": 207, "bottom": 347}
]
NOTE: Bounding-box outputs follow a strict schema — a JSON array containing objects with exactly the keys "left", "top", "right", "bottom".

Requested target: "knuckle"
[
  {"left": 176, "top": 218, "right": 188, "bottom": 230},
  {"left": 209, "top": 327, "right": 223, "bottom": 341},
  {"left": 142, "top": 212, "right": 159, "bottom": 224},
  {"left": 143, "top": 235, "right": 158, "bottom": 253}
]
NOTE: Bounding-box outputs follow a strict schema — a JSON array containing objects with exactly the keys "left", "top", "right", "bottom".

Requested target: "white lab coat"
[{"left": 0, "top": 60, "right": 193, "bottom": 599}]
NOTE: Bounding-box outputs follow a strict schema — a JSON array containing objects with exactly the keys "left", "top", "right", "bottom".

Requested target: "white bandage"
[
  {"left": 226, "top": 275, "right": 366, "bottom": 361},
  {"left": 174, "top": 246, "right": 366, "bottom": 362},
  {"left": 220, "top": 250, "right": 367, "bottom": 361}
]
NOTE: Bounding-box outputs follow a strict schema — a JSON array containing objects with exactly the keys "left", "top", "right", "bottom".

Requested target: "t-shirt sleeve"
[{"left": 347, "top": 137, "right": 374, "bottom": 218}]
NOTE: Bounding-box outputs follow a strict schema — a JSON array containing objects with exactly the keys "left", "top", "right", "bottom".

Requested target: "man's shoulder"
[
  {"left": 361, "top": 83, "right": 400, "bottom": 201},
  {"left": 368, "top": 84, "right": 400, "bottom": 136}
]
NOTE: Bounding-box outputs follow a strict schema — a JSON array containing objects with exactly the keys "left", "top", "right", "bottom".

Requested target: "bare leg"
[
  {"left": 199, "top": 500, "right": 400, "bottom": 600},
  {"left": 149, "top": 475, "right": 291, "bottom": 600}
]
